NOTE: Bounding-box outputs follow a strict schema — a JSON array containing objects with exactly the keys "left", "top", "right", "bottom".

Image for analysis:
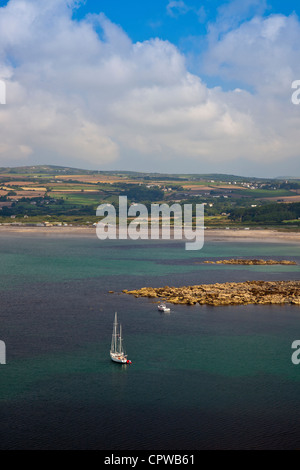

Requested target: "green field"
[
  {"left": 231, "top": 189, "right": 294, "bottom": 198},
  {"left": 0, "top": 165, "right": 299, "bottom": 228}
]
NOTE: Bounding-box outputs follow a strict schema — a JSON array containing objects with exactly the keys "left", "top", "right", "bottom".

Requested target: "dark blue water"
[{"left": 0, "top": 233, "right": 300, "bottom": 449}]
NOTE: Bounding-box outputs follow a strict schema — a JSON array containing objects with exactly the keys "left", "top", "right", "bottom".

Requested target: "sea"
[{"left": 0, "top": 231, "right": 300, "bottom": 450}]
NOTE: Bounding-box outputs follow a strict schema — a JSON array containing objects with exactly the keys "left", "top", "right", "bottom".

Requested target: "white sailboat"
[{"left": 110, "top": 312, "right": 132, "bottom": 364}]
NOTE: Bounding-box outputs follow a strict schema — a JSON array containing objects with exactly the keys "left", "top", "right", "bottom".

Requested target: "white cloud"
[
  {"left": 166, "top": 1, "right": 206, "bottom": 23},
  {"left": 208, "top": 0, "right": 269, "bottom": 39},
  {"left": 204, "top": 14, "right": 300, "bottom": 94},
  {"left": 166, "top": 1, "right": 190, "bottom": 18},
  {"left": 0, "top": 0, "right": 300, "bottom": 175}
]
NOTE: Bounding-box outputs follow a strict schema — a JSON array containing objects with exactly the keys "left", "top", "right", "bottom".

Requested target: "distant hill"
[
  {"left": 0, "top": 165, "right": 279, "bottom": 182},
  {"left": 276, "top": 176, "right": 300, "bottom": 180},
  {"left": 0, "top": 165, "right": 100, "bottom": 175}
]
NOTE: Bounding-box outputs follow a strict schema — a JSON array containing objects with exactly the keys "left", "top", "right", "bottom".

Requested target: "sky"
[{"left": 0, "top": 0, "right": 300, "bottom": 177}]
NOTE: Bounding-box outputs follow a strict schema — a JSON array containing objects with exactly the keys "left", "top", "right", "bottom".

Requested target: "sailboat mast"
[
  {"left": 110, "top": 312, "right": 131, "bottom": 364},
  {"left": 111, "top": 312, "right": 118, "bottom": 353},
  {"left": 119, "top": 324, "right": 122, "bottom": 353}
]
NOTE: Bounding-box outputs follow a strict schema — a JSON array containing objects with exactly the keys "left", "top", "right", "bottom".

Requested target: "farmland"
[{"left": 0, "top": 165, "right": 299, "bottom": 229}]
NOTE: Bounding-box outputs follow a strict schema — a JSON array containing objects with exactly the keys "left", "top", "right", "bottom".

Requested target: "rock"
[
  {"left": 201, "top": 259, "right": 296, "bottom": 266},
  {"left": 124, "top": 280, "right": 300, "bottom": 307}
]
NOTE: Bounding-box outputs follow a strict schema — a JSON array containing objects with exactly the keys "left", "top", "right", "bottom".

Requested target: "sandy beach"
[
  {"left": 0, "top": 225, "right": 299, "bottom": 243},
  {"left": 205, "top": 229, "right": 300, "bottom": 243}
]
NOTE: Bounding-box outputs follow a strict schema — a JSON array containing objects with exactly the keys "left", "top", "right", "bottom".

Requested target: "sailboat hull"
[{"left": 110, "top": 351, "right": 130, "bottom": 364}]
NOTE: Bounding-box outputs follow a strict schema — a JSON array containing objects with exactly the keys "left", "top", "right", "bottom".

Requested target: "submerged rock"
[{"left": 202, "top": 259, "right": 297, "bottom": 265}]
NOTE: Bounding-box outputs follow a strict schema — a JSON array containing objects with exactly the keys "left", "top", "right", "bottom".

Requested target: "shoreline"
[{"left": 0, "top": 225, "right": 299, "bottom": 242}]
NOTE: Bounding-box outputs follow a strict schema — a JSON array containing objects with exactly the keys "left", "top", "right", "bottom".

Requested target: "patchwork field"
[{"left": 0, "top": 165, "right": 298, "bottom": 229}]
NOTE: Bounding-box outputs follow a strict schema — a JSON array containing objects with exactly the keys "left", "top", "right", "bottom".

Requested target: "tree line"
[{"left": 229, "top": 202, "right": 300, "bottom": 223}]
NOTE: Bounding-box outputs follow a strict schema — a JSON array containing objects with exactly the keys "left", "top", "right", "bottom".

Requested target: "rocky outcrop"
[
  {"left": 123, "top": 280, "right": 300, "bottom": 306},
  {"left": 202, "top": 259, "right": 297, "bottom": 265}
]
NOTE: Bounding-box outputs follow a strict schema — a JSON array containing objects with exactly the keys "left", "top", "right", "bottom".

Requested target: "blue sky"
[
  {"left": 73, "top": 0, "right": 300, "bottom": 44},
  {"left": 0, "top": 0, "right": 300, "bottom": 176},
  {"left": 73, "top": 0, "right": 300, "bottom": 86}
]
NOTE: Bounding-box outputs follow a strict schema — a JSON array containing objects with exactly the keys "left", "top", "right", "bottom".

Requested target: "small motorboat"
[{"left": 157, "top": 303, "right": 171, "bottom": 313}]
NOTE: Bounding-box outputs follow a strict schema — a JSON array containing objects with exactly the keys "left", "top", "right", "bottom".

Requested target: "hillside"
[{"left": 0, "top": 166, "right": 299, "bottom": 229}]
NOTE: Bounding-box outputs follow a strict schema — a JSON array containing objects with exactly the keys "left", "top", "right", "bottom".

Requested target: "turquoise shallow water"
[
  {"left": 0, "top": 234, "right": 300, "bottom": 449},
  {"left": 0, "top": 236, "right": 299, "bottom": 287}
]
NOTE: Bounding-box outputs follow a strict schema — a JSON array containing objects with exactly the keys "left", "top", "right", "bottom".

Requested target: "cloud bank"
[{"left": 0, "top": 0, "right": 300, "bottom": 176}]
